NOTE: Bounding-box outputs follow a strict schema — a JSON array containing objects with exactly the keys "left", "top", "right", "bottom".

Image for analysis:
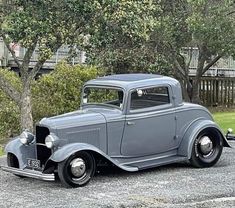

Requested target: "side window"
[{"left": 130, "top": 86, "right": 170, "bottom": 110}]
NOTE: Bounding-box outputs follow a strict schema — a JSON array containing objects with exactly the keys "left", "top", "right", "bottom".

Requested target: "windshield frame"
[{"left": 81, "top": 85, "right": 126, "bottom": 111}]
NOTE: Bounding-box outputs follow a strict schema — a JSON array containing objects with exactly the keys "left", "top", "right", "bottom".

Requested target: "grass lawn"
[
  {"left": 0, "top": 146, "right": 4, "bottom": 156},
  {"left": 213, "top": 111, "right": 235, "bottom": 133}
]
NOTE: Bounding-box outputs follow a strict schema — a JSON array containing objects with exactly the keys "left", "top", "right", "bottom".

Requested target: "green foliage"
[
  {"left": 32, "top": 62, "right": 101, "bottom": 122},
  {"left": 0, "top": 68, "right": 22, "bottom": 91},
  {"left": 0, "top": 69, "right": 21, "bottom": 141},
  {"left": 1, "top": 0, "right": 102, "bottom": 61},
  {"left": 88, "top": 0, "right": 163, "bottom": 74},
  {"left": 88, "top": 0, "right": 235, "bottom": 80},
  {"left": 187, "top": 0, "right": 235, "bottom": 57},
  {"left": 0, "top": 146, "right": 4, "bottom": 156}
]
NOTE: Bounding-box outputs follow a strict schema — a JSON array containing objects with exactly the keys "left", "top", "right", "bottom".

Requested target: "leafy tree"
[
  {"left": 0, "top": 0, "right": 101, "bottom": 131},
  {"left": 87, "top": 0, "right": 162, "bottom": 74},
  {"left": 186, "top": 0, "right": 235, "bottom": 103},
  {"left": 159, "top": 0, "right": 235, "bottom": 103},
  {"left": 89, "top": 0, "right": 235, "bottom": 103}
]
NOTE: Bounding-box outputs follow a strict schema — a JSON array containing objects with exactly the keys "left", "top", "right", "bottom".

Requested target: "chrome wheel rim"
[
  {"left": 198, "top": 136, "right": 213, "bottom": 157},
  {"left": 70, "top": 158, "right": 86, "bottom": 178}
]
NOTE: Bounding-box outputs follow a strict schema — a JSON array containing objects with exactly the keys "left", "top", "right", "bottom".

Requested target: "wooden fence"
[{"left": 198, "top": 77, "right": 235, "bottom": 107}]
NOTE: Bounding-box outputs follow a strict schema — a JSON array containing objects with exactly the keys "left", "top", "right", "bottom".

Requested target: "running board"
[{"left": 122, "top": 156, "right": 187, "bottom": 171}]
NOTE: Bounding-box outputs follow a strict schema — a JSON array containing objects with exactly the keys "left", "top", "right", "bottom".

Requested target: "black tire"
[
  {"left": 58, "top": 151, "right": 95, "bottom": 188},
  {"left": 7, "top": 153, "right": 25, "bottom": 178},
  {"left": 190, "top": 129, "right": 223, "bottom": 168}
]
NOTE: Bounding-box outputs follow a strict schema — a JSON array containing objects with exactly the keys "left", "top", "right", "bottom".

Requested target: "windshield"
[{"left": 83, "top": 87, "right": 124, "bottom": 109}]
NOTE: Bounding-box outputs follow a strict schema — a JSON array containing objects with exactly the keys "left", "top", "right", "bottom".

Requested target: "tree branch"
[
  {"left": 2, "top": 35, "right": 21, "bottom": 69},
  {"left": 168, "top": 44, "right": 188, "bottom": 78},
  {"left": 29, "top": 43, "right": 63, "bottom": 78},
  {"left": 0, "top": 74, "right": 21, "bottom": 105},
  {"left": 201, "top": 54, "right": 223, "bottom": 75},
  {"left": 29, "top": 58, "right": 46, "bottom": 78},
  {"left": 173, "top": 57, "right": 186, "bottom": 78},
  {"left": 196, "top": 44, "right": 207, "bottom": 77},
  {"left": 21, "top": 41, "right": 37, "bottom": 76},
  {"left": 186, "top": 47, "right": 193, "bottom": 71}
]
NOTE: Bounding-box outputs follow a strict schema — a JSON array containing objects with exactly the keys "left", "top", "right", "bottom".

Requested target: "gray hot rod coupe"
[{"left": 0, "top": 74, "right": 231, "bottom": 187}]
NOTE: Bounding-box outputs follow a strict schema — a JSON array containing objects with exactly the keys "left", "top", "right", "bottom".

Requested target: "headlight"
[
  {"left": 19, "top": 131, "right": 34, "bottom": 145},
  {"left": 45, "top": 134, "right": 56, "bottom": 149}
]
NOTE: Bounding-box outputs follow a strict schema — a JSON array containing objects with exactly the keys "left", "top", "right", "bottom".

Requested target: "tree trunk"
[
  {"left": 191, "top": 78, "right": 201, "bottom": 104},
  {"left": 20, "top": 81, "right": 33, "bottom": 132},
  {"left": 178, "top": 78, "right": 191, "bottom": 102},
  {"left": 191, "top": 45, "right": 207, "bottom": 104}
]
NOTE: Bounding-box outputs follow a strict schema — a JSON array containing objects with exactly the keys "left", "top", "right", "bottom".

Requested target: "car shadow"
[
  {"left": 94, "top": 159, "right": 230, "bottom": 179},
  {"left": 95, "top": 162, "right": 191, "bottom": 178}
]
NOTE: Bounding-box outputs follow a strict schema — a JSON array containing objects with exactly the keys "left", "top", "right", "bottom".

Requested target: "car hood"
[
  {"left": 39, "top": 109, "right": 107, "bottom": 129},
  {"left": 38, "top": 107, "right": 123, "bottom": 130}
]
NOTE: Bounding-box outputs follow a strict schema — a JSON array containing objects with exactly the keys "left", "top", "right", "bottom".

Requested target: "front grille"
[
  {"left": 35, "top": 126, "right": 52, "bottom": 167},
  {"left": 36, "top": 126, "right": 50, "bottom": 144}
]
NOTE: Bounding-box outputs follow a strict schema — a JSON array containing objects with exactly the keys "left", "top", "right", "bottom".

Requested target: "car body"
[{"left": 0, "top": 74, "right": 231, "bottom": 187}]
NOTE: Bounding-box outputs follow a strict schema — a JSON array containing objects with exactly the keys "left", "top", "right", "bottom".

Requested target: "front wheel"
[
  {"left": 190, "top": 129, "right": 223, "bottom": 168},
  {"left": 58, "top": 151, "right": 96, "bottom": 188}
]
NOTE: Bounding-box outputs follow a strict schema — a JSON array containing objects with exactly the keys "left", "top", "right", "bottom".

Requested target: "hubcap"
[
  {"left": 199, "top": 136, "right": 213, "bottom": 155},
  {"left": 70, "top": 158, "right": 86, "bottom": 178}
]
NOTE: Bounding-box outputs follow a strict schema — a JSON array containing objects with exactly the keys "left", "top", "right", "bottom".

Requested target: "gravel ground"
[{"left": 0, "top": 142, "right": 235, "bottom": 208}]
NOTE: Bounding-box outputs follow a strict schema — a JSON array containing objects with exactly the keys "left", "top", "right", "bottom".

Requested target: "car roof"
[
  {"left": 84, "top": 73, "right": 183, "bottom": 106},
  {"left": 85, "top": 73, "right": 179, "bottom": 90},
  {"left": 95, "top": 74, "right": 163, "bottom": 82}
]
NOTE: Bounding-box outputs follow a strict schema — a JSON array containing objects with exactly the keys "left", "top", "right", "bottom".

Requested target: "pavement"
[{"left": 0, "top": 142, "right": 234, "bottom": 208}]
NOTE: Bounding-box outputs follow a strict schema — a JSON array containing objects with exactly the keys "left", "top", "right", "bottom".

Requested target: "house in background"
[
  {"left": 0, "top": 38, "right": 86, "bottom": 75},
  {"left": 1, "top": 38, "right": 235, "bottom": 77},
  {"left": 181, "top": 47, "right": 235, "bottom": 77}
]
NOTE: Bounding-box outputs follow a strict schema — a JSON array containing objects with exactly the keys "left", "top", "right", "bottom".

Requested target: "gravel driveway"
[{"left": 0, "top": 142, "right": 234, "bottom": 208}]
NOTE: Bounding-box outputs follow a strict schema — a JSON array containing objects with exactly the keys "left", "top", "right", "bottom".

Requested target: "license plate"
[{"left": 27, "top": 158, "right": 41, "bottom": 169}]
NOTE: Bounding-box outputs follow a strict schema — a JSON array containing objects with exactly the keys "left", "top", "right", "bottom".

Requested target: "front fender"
[
  {"left": 178, "top": 119, "right": 231, "bottom": 159},
  {"left": 5, "top": 137, "right": 36, "bottom": 169},
  {"left": 49, "top": 143, "right": 138, "bottom": 172}
]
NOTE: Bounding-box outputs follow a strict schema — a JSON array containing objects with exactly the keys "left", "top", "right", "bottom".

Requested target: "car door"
[{"left": 121, "top": 85, "right": 177, "bottom": 157}]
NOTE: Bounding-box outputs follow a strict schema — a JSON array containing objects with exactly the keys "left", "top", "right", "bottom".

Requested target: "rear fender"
[
  {"left": 49, "top": 143, "right": 137, "bottom": 172},
  {"left": 178, "top": 119, "right": 231, "bottom": 159}
]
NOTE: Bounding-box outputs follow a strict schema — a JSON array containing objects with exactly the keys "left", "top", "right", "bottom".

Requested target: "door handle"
[{"left": 127, "top": 121, "right": 135, "bottom": 125}]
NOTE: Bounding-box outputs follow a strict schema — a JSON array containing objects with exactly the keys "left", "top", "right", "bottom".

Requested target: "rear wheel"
[
  {"left": 58, "top": 151, "right": 95, "bottom": 188},
  {"left": 190, "top": 129, "right": 223, "bottom": 168},
  {"left": 7, "top": 153, "right": 25, "bottom": 178}
]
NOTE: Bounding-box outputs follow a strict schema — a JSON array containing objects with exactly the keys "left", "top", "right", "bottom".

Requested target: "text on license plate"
[{"left": 27, "top": 158, "right": 41, "bottom": 169}]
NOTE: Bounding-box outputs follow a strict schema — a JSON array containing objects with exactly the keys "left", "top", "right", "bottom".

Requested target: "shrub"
[
  {"left": 32, "top": 62, "right": 102, "bottom": 123},
  {"left": 0, "top": 68, "right": 21, "bottom": 142}
]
